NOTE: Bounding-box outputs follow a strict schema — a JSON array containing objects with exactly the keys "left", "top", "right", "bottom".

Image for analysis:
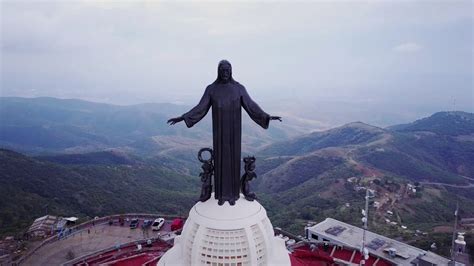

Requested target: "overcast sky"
[{"left": 1, "top": 1, "right": 472, "bottom": 124}]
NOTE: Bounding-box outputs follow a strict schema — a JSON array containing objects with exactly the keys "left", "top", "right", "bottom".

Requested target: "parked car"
[
  {"left": 143, "top": 219, "right": 153, "bottom": 228},
  {"left": 130, "top": 218, "right": 139, "bottom": 229},
  {"left": 171, "top": 218, "right": 184, "bottom": 231},
  {"left": 152, "top": 218, "right": 165, "bottom": 231}
]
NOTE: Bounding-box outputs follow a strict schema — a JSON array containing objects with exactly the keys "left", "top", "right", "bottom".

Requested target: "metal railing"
[{"left": 62, "top": 237, "right": 170, "bottom": 266}]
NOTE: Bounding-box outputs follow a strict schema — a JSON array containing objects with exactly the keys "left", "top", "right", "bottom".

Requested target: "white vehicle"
[{"left": 152, "top": 218, "right": 165, "bottom": 231}]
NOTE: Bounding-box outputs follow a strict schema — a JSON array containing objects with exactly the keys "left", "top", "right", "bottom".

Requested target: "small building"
[
  {"left": 56, "top": 217, "right": 79, "bottom": 231},
  {"left": 306, "top": 218, "right": 452, "bottom": 265},
  {"left": 27, "top": 215, "right": 58, "bottom": 238},
  {"left": 373, "top": 201, "right": 380, "bottom": 208},
  {"left": 460, "top": 217, "right": 474, "bottom": 229}
]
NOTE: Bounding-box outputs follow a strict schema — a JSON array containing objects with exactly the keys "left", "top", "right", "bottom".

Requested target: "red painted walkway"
[
  {"left": 74, "top": 240, "right": 171, "bottom": 266},
  {"left": 289, "top": 243, "right": 392, "bottom": 266}
]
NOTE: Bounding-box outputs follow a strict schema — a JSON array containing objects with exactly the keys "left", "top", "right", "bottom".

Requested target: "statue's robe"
[{"left": 182, "top": 80, "right": 270, "bottom": 204}]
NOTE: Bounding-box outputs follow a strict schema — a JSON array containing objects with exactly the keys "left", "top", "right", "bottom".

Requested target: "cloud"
[
  {"left": 393, "top": 42, "right": 423, "bottom": 53},
  {"left": 1, "top": 1, "right": 471, "bottom": 116}
]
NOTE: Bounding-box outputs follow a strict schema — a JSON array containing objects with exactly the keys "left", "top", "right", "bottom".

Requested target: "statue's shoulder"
[
  {"left": 234, "top": 81, "right": 246, "bottom": 91},
  {"left": 205, "top": 83, "right": 216, "bottom": 93}
]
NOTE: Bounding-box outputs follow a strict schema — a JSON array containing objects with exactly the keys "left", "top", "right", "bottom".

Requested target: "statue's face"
[{"left": 218, "top": 64, "right": 231, "bottom": 82}]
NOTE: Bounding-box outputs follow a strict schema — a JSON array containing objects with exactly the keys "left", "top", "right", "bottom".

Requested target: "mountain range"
[
  {"left": 0, "top": 97, "right": 308, "bottom": 155},
  {"left": 254, "top": 111, "right": 474, "bottom": 232},
  {"left": 1, "top": 97, "right": 473, "bottom": 240}
]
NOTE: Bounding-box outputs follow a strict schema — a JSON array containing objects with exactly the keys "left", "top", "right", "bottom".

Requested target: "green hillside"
[
  {"left": 0, "top": 149, "right": 200, "bottom": 236},
  {"left": 254, "top": 112, "right": 474, "bottom": 233}
]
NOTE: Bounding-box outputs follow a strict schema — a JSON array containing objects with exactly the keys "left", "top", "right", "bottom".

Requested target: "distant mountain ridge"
[
  {"left": 258, "top": 122, "right": 386, "bottom": 156},
  {"left": 37, "top": 150, "right": 139, "bottom": 165},
  {"left": 0, "top": 97, "right": 193, "bottom": 152},
  {"left": 388, "top": 111, "right": 474, "bottom": 135},
  {"left": 0, "top": 97, "right": 308, "bottom": 157},
  {"left": 256, "top": 111, "right": 474, "bottom": 190}
]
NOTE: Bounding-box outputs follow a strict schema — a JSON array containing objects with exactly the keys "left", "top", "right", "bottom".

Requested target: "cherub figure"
[
  {"left": 241, "top": 156, "right": 257, "bottom": 201},
  {"left": 198, "top": 148, "right": 214, "bottom": 202}
]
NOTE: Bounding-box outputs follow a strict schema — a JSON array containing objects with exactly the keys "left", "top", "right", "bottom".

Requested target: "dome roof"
[{"left": 158, "top": 194, "right": 290, "bottom": 266}]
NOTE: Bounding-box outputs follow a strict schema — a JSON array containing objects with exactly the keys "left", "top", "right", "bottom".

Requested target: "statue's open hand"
[
  {"left": 167, "top": 116, "right": 184, "bottom": 125},
  {"left": 270, "top": 116, "right": 282, "bottom": 122}
]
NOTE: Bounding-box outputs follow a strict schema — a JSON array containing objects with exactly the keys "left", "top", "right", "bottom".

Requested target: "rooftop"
[
  {"left": 307, "top": 218, "right": 451, "bottom": 265},
  {"left": 460, "top": 217, "right": 474, "bottom": 224},
  {"left": 28, "top": 215, "right": 58, "bottom": 233}
]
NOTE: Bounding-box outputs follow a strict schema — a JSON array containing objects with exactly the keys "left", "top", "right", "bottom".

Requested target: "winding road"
[{"left": 421, "top": 175, "right": 474, "bottom": 188}]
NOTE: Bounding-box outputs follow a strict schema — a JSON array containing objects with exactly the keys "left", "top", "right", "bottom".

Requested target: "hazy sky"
[{"left": 1, "top": 1, "right": 473, "bottom": 123}]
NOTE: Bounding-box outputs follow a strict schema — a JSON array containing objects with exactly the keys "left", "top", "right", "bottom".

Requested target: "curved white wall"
[{"left": 158, "top": 194, "right": 290, "bottom": 266}]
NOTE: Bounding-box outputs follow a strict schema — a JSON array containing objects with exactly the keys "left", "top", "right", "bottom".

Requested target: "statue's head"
[
  {"left": 244, "top": 156, "right": 256, "bottom": 172},
  {"left": 217, "top": 60, "right": 233, "bottom": 83}
]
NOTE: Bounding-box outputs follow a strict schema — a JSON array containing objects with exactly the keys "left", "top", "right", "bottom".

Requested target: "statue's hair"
[{"left": 218, "top": 60, "right": 231, "bottom": 68}]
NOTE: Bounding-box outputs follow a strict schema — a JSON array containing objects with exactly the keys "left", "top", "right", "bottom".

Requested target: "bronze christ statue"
[{"left": 168, "top": 60, "right": 281, "bottom": 205}]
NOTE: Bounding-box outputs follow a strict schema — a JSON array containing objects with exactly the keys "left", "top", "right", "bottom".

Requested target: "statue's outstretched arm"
[
  {"left": 167, "top": 87, "right": 211, "bottom": 127},
  {"left": 270, "top": 116, "right": 282, "bottom": 122},
  {"left": 241, "top": 86, "right": 281, "bottom": 128},
  {"left": 167, "top": 116, "right": 184, "bottom": 125}
]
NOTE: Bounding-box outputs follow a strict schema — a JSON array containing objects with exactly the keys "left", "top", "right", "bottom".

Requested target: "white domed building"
[{"left": 158, "top": 194, "right": 290, "bottom": 265}]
